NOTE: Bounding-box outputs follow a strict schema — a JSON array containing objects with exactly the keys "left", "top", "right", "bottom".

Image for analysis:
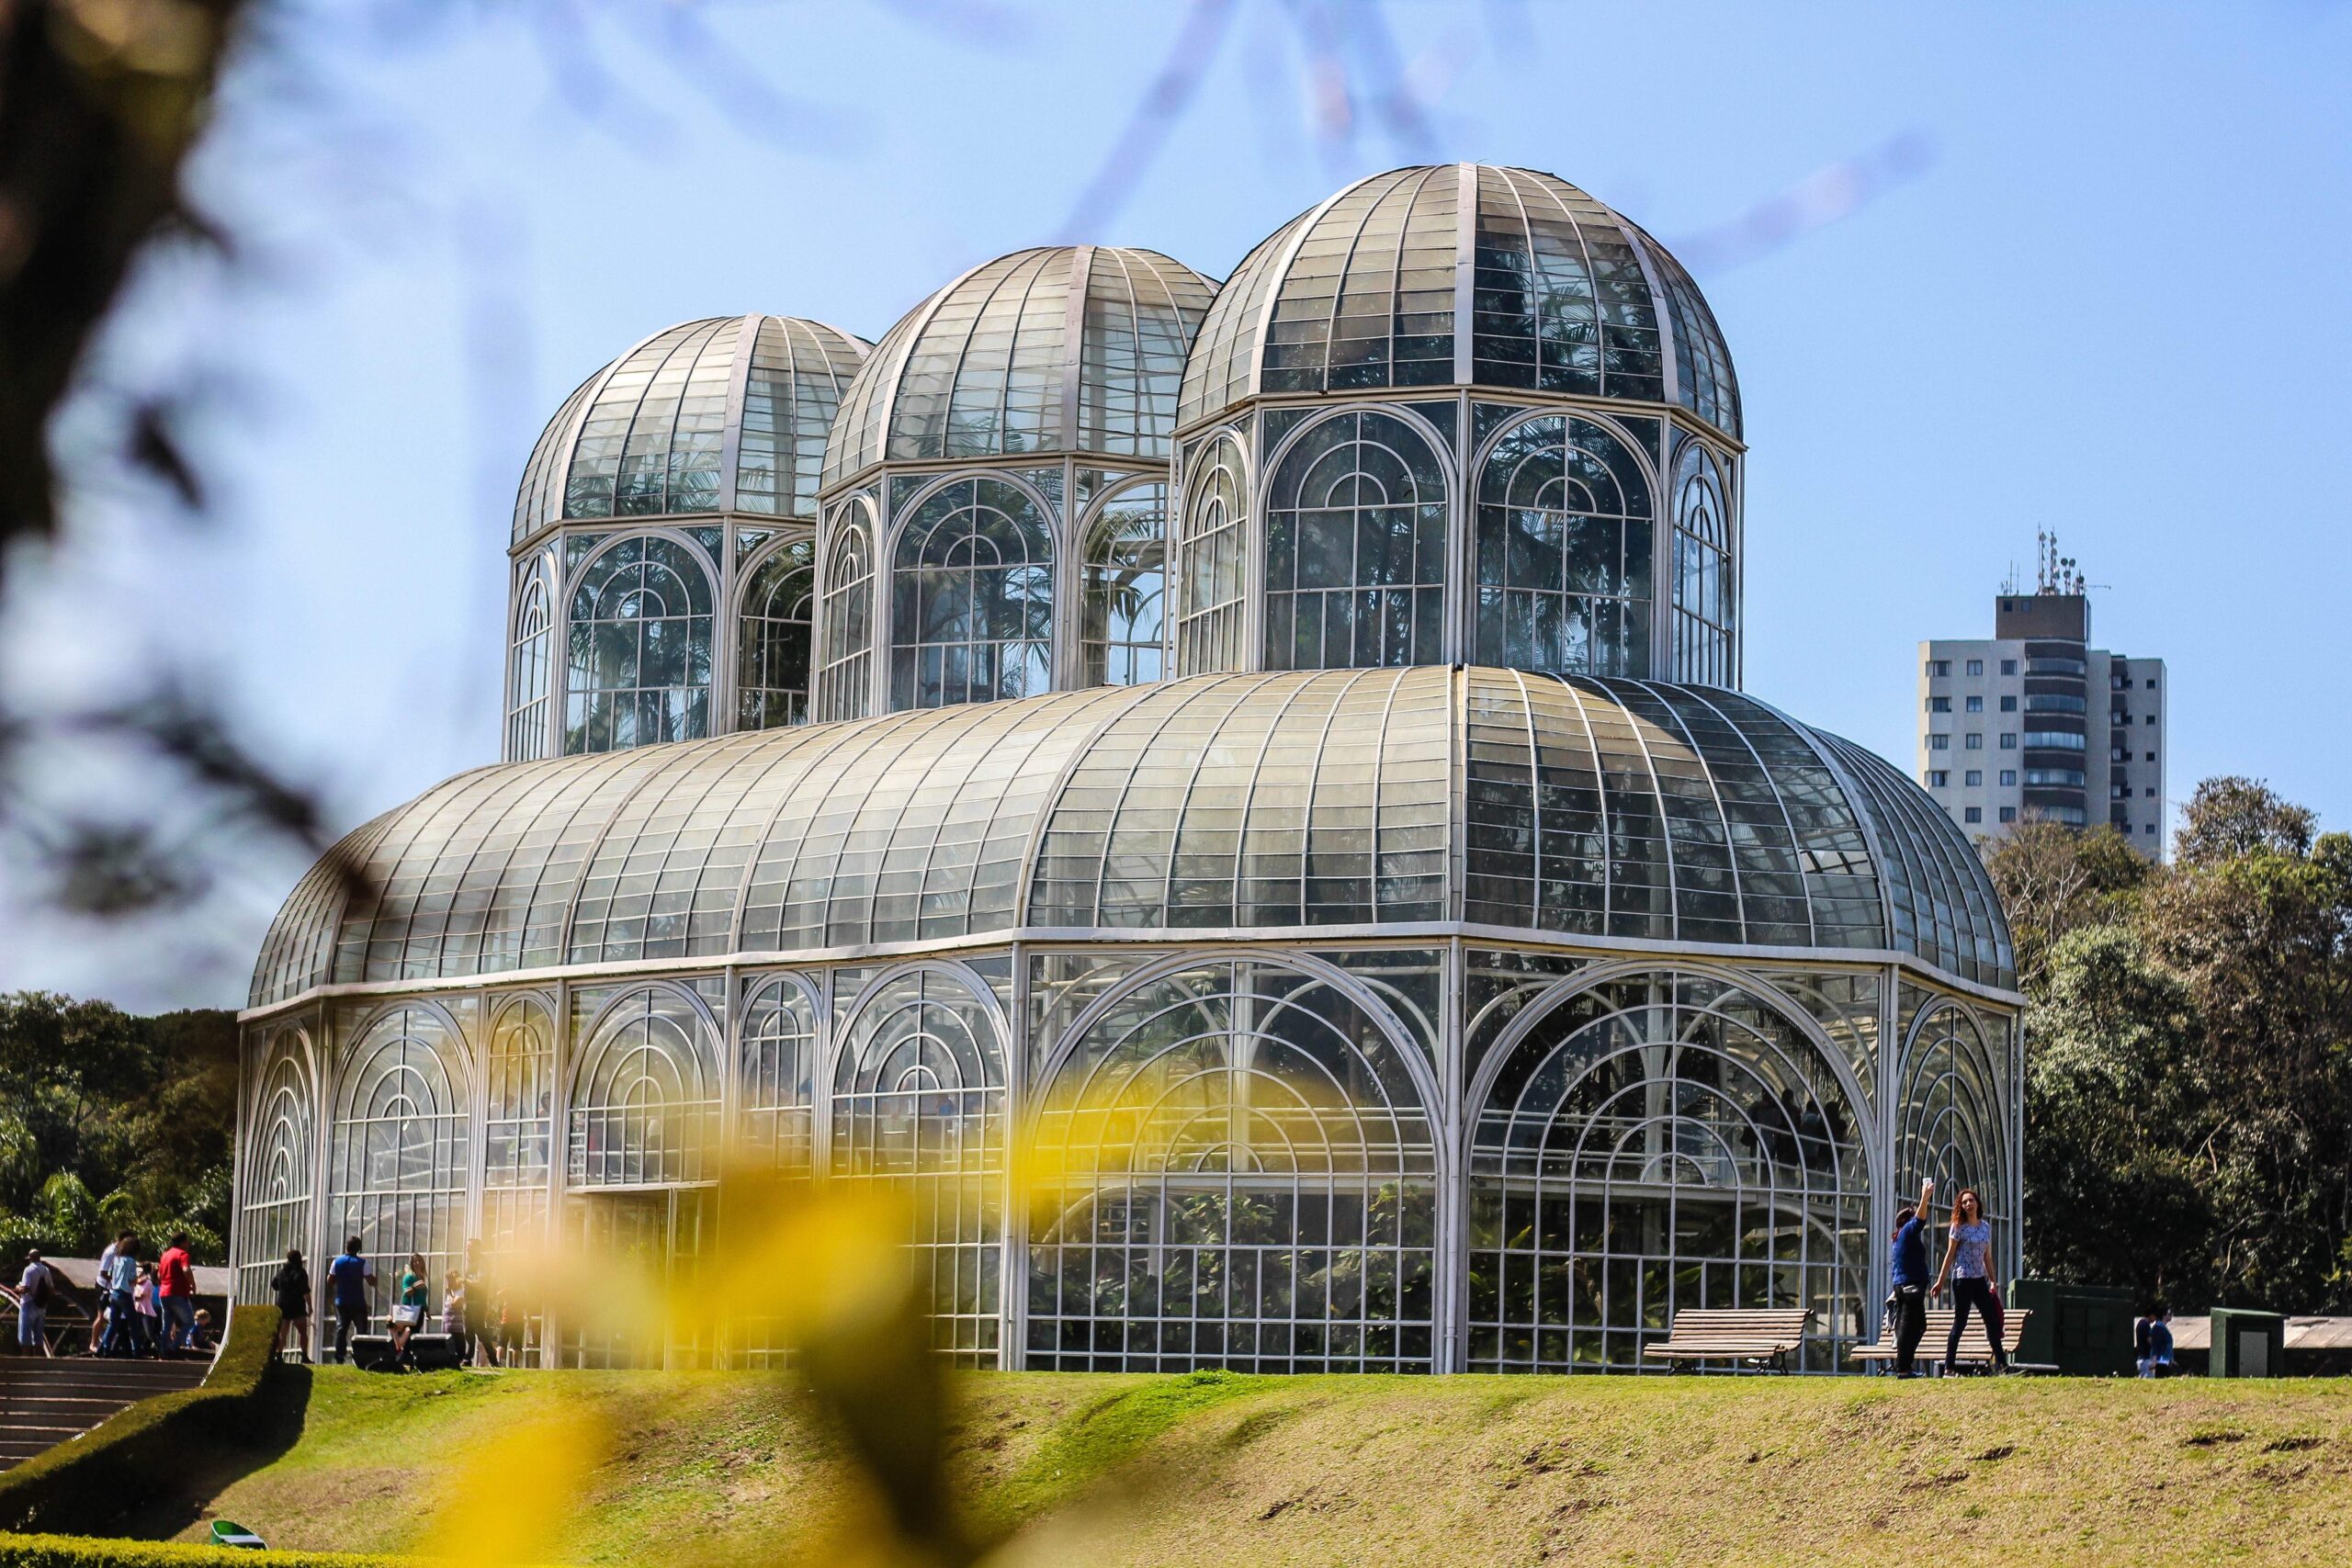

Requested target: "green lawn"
[{"left": 171, "top": 1367, "right": 2352, "bottom": 1566}]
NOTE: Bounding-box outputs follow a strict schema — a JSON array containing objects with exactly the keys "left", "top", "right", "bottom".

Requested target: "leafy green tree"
[{"left": 1983, "top": 820, "right": 2152, "bottom": 998}]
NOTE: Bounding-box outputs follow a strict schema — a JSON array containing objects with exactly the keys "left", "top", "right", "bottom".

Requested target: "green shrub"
[
  {"left": 0, "top": 1535, "right": 396, "bottom": 1568},
  {"left": 0, "top": 1305, "right": 284, "bottom": 1536}
]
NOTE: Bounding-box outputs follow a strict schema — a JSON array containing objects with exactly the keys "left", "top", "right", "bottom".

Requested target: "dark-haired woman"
[
  {"left": 1931, "top": 1188, "right": 2009, "bottom": 1373},
  {"left": 270, "top": 1248, "right": 313, "bottom": 1362}
]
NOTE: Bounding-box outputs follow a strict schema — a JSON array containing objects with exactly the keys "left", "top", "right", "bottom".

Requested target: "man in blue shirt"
[
  {"left": 327, "top": 1237, "right": 375, "bottom": 1365},
  {"left": 1889, "top": 1177, "right": 1935, "bottom": 1377}
]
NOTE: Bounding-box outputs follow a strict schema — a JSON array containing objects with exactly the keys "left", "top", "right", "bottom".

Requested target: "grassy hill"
[{"left": 167, "top": 1367, "right": 2352, "bottom": 1567}]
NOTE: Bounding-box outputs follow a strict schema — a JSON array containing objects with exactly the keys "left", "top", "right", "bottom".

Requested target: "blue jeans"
[
  {"left": 99, "top": 1290, "right": 143, "bottom": 1356},
  {"left": 162, "top": 1295, "right": 197, "bottom": 1349}
]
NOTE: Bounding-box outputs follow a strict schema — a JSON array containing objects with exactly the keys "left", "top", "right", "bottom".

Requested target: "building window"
[
  {"left": 506, "top": 568, "right": 551, "bottom": 762},
  {"left": 2145, "top": 715, "right": 2156, "bottom": 726},
  {"left": 1927, "top": 770, "right": 1949, "bottom": 787},
  {"left": 2145, "top": 751, "right": 2154, "bottom": 761},
  {"left": 1176, "top": 433, "right": 1247, "bottom": 674},
  {"left": 2023, "top": 730, "right": 2086, "bottom": 750},
  {"left": 1926, "top": 696, "right": 1951, "bottom": 714},
  {"left": 1999, "top": 807, "right": 2018, "bottom": 823},
  {"left": 1270, "top": 409, "right": 1447, "bottom": 671},
  {"left": 1965, "top": 695, "right": 1983, "bottom": 713},
  {"left": 1998, "top": 733, "right": 2018, "bottom": 750},
  {"left": 1925, "top": 659, "right": 1951, "bottom": 677},
  {"left": 1080, "top": 481, "right": 1167, "bottom": 687},
  {"left": 1999, "top": 770, "right": 2017, "bottom": 786},
  {"left": 2145, "top": 678, "right": 2156, "bottom": 689},
  {"left": 1963, "top": 807, "right": 1982, "bottom": 823},
  {"left": 891, "top": 476, "right": 1054, "bottom": 710},
  {"left": 1476, "top": 413, "right": 1647, "bottom": 676},
  {"left": 1999, "top": 695, "right": 2017, "bottom": 712},
  {"left": 737, "top": 538, "right": 816, "bottom": 729},
  {"left": 1670, "top": 443, "right": 1736, "bottom": 684},
  {"left": 1965, "top": 659, "right": 1984, "bottom": 676},
  {"left": 565, "top": 535, "right": 714, "bottom": 753},
  {"left": 1964, "top": 733, "right": 1983, "bottom": 750},
  {"left": 1926, "top": 734, "right": 1950, "bottom": 751},
  {"left": 2144, "top": 823, "right": 2154, "bottom": 835},
  {"left": 569, "top": 987, "right": 721, "bottom": 1190},
  {"left": 2000, "top": 660, "right": 2017, "bottom": 675},
  {"left": 2145, "top": 786, "right": 2156, "bottom": 797},
  {"left": 330, "top": 1005, "right": 469, "bottom": 1300},
  {"left": 1964, "top": 770, "right": 1982, "bottom": 786},
  {"left": 815, "top": 506, "right": 876, "bottom": 721},
  {"left": 2025, "top": 693, "right": 2086, "bottom": 714}
]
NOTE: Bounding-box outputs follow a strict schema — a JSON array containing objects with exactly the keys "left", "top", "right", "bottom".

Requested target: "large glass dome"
[
  {"left": 515, "top": 314, "right": 870, "bottom": 542},
  {"left": 821, "top": 246, "right": 1216, "bottom": 490},
  {"left": 1181, "top": 164, "right": 1738, "bottom": 440}
]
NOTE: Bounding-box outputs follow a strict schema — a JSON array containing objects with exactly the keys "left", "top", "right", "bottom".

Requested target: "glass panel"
[
  {"left": 1080, "top": 481, "right": 1166, "bottom": 688},
  {"left": 567, "top": 987, "right": 721, "bottom": 1189},
  {"left": 563, "top": 535, "right": 715, "bottom": 753},
  {"left": 1472, "top": 414, "right": 1653, "bottom": 677},
  {"left": 814, "top": 504, "right": 875, "bottom": 722},
  {"left": 889, "top": 476, "right": 1054, "bottom": 710},
  {"left": 327, "top": 1005, "right": 469, "bottom": 1314},
  {"left": 1670, "top": 442, "right": 1736, "bottom": 686},
  {"left": 505, "top": 565, "right": 552, "bottom": 762},
  {"left": 1174, "top": 433, "right": 1247, "bottom": 675},
  {"left": 737, "top": 537, "right": 816, "bottom": 729},
  {"left": 1262, "top": 410, "right": 1448, "bottom": 671},
  {"left": 234, "top": 1031, "right": 314, "bottom": 1304}
]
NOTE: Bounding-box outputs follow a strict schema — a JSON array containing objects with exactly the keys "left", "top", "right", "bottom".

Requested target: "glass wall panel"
[
  {"left": 1473, "top": 414, "right": 1653, "bottom": 677},
  {"left": 1468, "top": 972, "right": 1868, "bottom": 1373},
  {"left": 737, "top": 538, "right": 816, "bottom": 729},
  {"left": 1080, "top": 482, "right": 1167, "bottom": 687},
  {"left": 1895, "top": 999, "right": 2012, "bottom": 1231},
  {"left": 890, "top": 476, "right": 1054, "bottom": 710},
  {"left": 1669, "top": 442, "right": 1735, "bottom": 686},
  {"left": 327, "top": 1005, "right": 469, "bottom": 1304},
  {"left": 815, "top": 505, "right": 876, "bottom": 722},
  {"left": 235, "top": 1032, "right": 314, "bottom": 1304},
  {"left": 1263, "top": 410, "right": 1447, "bottom": 670},
  {"left": 1027, "top": 958, "right": 1436, "bottom": 1371},
  {"left": 1174, "top": 434, "right": 1246, "bottom": 674},
  {"left": 564, "top": 536, "right": 714, "bottom": 753},
  {"left": 506, "top": 568, "right": 551, "bottom": 762},
  {"left": 832, "top": 970, "right": 1004, "bottom": 1364},
  {"left": 738, "top": 977, "right": 816, "bottom": 1171},
  {"left": 568, "top": 987, "right": 720, "bottom": 1189},
  {"left": 482, "top": 998, "right": 553, "bottom": 1236}
]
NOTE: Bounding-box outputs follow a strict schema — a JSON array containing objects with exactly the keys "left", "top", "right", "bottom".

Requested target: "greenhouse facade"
[{"left": 235, "top": 164, "right": 2021, "bottom": 1374}]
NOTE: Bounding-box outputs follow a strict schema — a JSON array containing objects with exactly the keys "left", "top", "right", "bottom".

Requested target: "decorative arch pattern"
[
  {"left": 568, "top": 987, "right": 721, "bottom": 1188},
  {"left": 1080, "top": 482, "right": 1167, "bottom": 688},
  {"left": 564, "top": 536, "right": 714, "bottom": 753},
  {"left": 739, "top": 977, "right": 818, "bottom": 1171},
  {"left": 483, "top": 998, "right": 554, "bottom": 1248},
  {"left": 816, "top": 504, "right": 876, "bottom": 721},
  {"left": 506, "top": 566, "right": 552, "bottom": 762},
  {"left": 328, "top": 1005, "right": 469, "bottom": 1291},
  {"left": 889, "top": 477, "right": 1054, "bottom": 710},
  {"left": 1174, "top": 434, "right": 1247, "bottom": 674},
  {"left": 1670, "top": 443, "right": 1735, "bottom": 687},
  {"left": 236, "top": 1032, "right": 314, "bottom": 1303},
  {"left": 832, "top": 970, "right": 1006, "bottom": 1363},
  {"left": 1263, "top": 410, "right": 1447, "bottom": 671},
  {"left": 1473, "top": 414, "right": 1654, "bottom": 677},
  {"left": 737, "top": 538, "right": 817, "bottom": 729},
  {"left": 1895, "top": 1000, "right": 2013, "bottom": 1233},
  {"left": 1467, "top": 971, "right": 1869, "bottom": 1372},
  {"left": 1026, "top": 957, "right": 1438, "bottom": 1371}
]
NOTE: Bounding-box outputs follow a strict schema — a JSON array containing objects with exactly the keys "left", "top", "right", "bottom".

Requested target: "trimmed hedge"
[
  {"left": 0, "top": 1306, "right": 284, "bottom": 1536},
  {"left": 0, "top": 1536, "right": 394, "bottom": 1568}
]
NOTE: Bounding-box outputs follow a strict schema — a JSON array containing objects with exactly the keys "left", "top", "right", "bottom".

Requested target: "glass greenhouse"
[{"left": 236, "top": 165, "right": 2021, "bottom": 1374}]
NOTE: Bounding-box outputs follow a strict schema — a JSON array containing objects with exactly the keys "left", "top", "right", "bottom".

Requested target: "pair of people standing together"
[{"left": 1887, "top": 1177, "right": 2010, "bottom": 1377}]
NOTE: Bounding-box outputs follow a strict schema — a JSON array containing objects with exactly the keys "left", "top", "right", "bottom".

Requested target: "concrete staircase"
[{"left": 0, "top": 1357, "right": 210, "bottom": 1471}]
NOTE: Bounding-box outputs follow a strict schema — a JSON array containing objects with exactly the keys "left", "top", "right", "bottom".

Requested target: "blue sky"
[{"left": 5, "top": 0, "right": 2348, "bottom": 1010}]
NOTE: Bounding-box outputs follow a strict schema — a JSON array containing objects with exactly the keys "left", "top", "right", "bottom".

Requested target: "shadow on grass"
[{"left": 106, "top": 1361, "right": 314, "bottom": 1540}]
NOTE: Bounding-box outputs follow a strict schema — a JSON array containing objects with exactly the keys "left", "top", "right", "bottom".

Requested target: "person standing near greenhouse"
[
  {"left": 16, "top": 1249, "right": 55, "bottom": 1357},
  {"left": 157, "top": 1233, "right": 198, "bottom": 1352},
  {"left": 327, "top": 1237, "right": 374, "bottom": 1364},
  {"left": 1888, "top": 1176, "right": 1935, "bottom": 1377},
  {"left": 1931, "top": 1187, "right": 2010, "bottom": 1373}
]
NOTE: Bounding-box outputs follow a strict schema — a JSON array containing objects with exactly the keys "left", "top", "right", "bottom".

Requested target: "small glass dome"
[
  {"left": 1181, "top": 164, "right": 1739, "bottom": 439},
  {"left": 821, "top": 246, "right": 1216, "bottom": 489},
  {"left": 514, "top": 315, "right": 870, "bottom": 542}
]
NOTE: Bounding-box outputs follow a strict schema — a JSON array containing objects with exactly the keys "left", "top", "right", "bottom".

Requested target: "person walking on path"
[
  {"left": 2139, "top": 1308, "right": 2176, "bottom": 1378},
  {"left": 156, "top": 1234, "right": 198, "bottom": 1353},
  {"left": 1888, "top": 1176, "right": 1935, "bottom": 1377},
  {"left": 271, "top": 1248, "right": 313, "bottom": 1362},
  {"left": 1931, "top": 1187, "right": 2010, "bottom": 1373},
  {"left": 327, "top": 1237, "right": 374, "bottom": 1364},
  {"left": 97, "top": 1237, "right": 141, "bottom": 1357},
  {"left": 134, "top": 1264, "right": 162, "bottom": 1355},
  {"left": 16, "top": 1249, "right": 55, "bottom": 1357},
  {"left": 87, "top": 1231, "right": 129, "bottom": 1353}
]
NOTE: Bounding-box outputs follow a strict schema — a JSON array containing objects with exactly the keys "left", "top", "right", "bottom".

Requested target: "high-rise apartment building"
[{"left": 1917, "top": 540, "right": 2167, "bottom": 857}]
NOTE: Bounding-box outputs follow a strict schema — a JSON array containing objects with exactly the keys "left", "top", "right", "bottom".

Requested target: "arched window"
[
  {"left": 832, "top": 970, "right": 1005, "bottom": 1363},
  {"left": 1467, "top": 972, "right": 1867, "bottom": 1372},
  {"left": 1263, "top": 411, "right": 1447, "bottom": 670},
  {"left": 736, "top": 538, "right": 817, "bottom": 729},
  {"left": 1474, "top": 415, "right": 1654, "bottom": 677},
  {"left": 236, "top": 1033, "right": 313, "bottom": 1304},
  {"left": 568, "top": 987, "right": 721, "bottom": 1189},
  {"left": 1027, "top": 959, "right": 1438, "bottom": 1372},
  {"left": 1896, "top": 1002, "right": 2012, "bottom": 1240},
  {"left": 1175, "top": 434, "right": 1246, "bottom": 674},
  {"left": 1080, "top": 481, "right": 1167, "bottom": 687},
  {"left": 739, "top": 977, "right": 817, "bottom": 1171},
  {"left": 328, "top": 1005, "right": 469, "bottom": 1294},
  {"left": 890, "top": 477, "right": 1054, "bottom": 710},
  {"left": 483, "top": 998, "right": 554, "bottom": 1248},
  {"left": 506, "top": 568, "right": 552, "bottom": 762},
  {"left": 1670, "top": 443, "right": 1735, "bottom": 686},
  {"left": 564, "top": 536, "right": 714, "bottom": 753},
  {"left": 815, "top": 507, "right": 875, "bottom": 722}
]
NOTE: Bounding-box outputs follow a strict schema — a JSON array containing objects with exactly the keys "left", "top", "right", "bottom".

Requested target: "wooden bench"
[
  {"left": 1641, "top": 1309, "right": 1816, "bottom": 1372},
  {"left": 1851, "top": 1308, "right": 2042, "bottom": 1371}
]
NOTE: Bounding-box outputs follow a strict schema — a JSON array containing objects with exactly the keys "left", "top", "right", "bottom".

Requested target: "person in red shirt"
[{"left": 156, "top": 1234, "right": 198, "bottom": 1354}]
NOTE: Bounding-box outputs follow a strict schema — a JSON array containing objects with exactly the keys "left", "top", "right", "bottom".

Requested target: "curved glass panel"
[
  {"left": 567, "top": 319, "right": 738, "bottom": 519},
  {"left": 1473, "top": 414, "right": 1653, "bottom": 677},
  {"left": 1470, "top": 164, "right": 1664, "bottom": 403},
  {"left": 1263, "top": 410, "right": 1447, "bottom": 670},
  {"left": 506, "top": 566, "right": 552, "bottom": 762},
  {"left": 832, "top": 970, "right": 1004, "bottom": 1363},
  {"left": 737, "top": 538, "right": 816, "bottom": 729},
  {"left": 1817, "top": 733, "right": 2014, "bottom": 987},
  {"left": 815, "top": 505, "right": 876, "bottom": 722},
  {"left": 234, "top": 1033, "right": 313, "bottom": 1303},
  {"left": 1027, "top": 958, "right": 1438, "bottom": 1371},
  {"left": 1896, "top": 1000, "right": 2013, "bottom": 1232},
  {"left": 1180, "top": 209, "right": 1315, "bottom": 429},
  {"left": 1669, "top": 443, "right": 1735, "bottom": 687},
  {"left": 1174, "top": 434, "right": 1247, "bottom": 675},
  {"left": 739, "top": 977, "right": 816, "bottom": 1171},
  {"left": 736, "top": 318, "right": 869, "bottom": 519},
  {"left": 328, "top": 1004, "right": 469, "bottom": 1295},
  {"left": 1080, "top": 482, "right": 1166, "bottom": 687},
  {"left": 565, "top": 535, "right": 715, "bottom": 753},
  {"left": 890, "top": 476, "right": 1054, "bottom": 710},
  {"left": 483, "top": 998, "right": 553, "bottom": 1250},
  {"left": 568, "top": 987, "right": 720, "bottom": 1188},
  {"left": 1468, "top": 971, "right": 1867, "bottom": 1372},
  {"left": 1261, "top": 166, "right": 1459, "bottom": 397}
]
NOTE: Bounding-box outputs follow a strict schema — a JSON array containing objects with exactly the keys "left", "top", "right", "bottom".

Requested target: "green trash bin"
[
  {"left": 209, "top": 1520, "right": 266, "bottom": 1551},
  {"left": 2210, "top": 1308, "right": 2286, "bottom": 1378},
  {"left": 2009, "top": 1280, "right": 2137, "bottom": 1376}
]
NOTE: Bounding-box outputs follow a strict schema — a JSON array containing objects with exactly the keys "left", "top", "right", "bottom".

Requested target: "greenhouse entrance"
[{"left": 559, "top": 1188, "right": 716, "bottom": 1369}]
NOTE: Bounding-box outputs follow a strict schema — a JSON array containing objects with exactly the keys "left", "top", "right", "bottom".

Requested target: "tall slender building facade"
[{"left": 1917, "top": 538, "right": 2168, "bottom": 857}]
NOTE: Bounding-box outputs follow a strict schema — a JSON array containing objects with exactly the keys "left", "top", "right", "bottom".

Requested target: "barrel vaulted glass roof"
[
  {"left": 821, "top": 246, "right": 1216, "bottom": 489},
  {"left": 514, "top": 315, "right": 870, "bottom": 543},
  {"left": 252, "top": 670, "right": 2012, "bottom": 1008},
  {"left": 1178, "top": 164, "right": 1740, "bottom": 439}
]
